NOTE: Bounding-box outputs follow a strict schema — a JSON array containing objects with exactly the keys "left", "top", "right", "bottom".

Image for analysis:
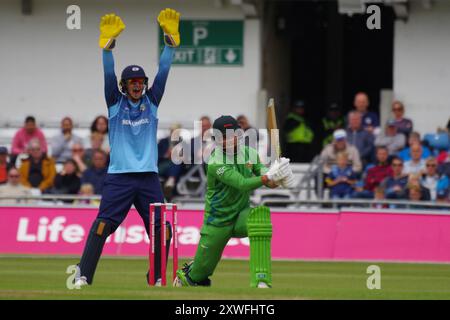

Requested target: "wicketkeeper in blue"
[{"left": 75, "top": 9, "right": 181, "bottom": 286}]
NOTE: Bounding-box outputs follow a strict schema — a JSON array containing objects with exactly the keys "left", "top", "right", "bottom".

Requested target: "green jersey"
[{"left": 204, "top": 146, "right": 268, "bottom": 226}]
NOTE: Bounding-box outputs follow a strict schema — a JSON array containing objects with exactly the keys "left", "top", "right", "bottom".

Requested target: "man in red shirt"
[
  {"left": 353, "top": 146, "right": 393, "bottom": 198},
  {"left": 11, "top": 116, "right": 48, "bottom": 165}
]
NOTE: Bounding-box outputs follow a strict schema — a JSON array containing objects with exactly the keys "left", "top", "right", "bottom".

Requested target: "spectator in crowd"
[
  {"left": 325, "top": 152, "right": 357, "bottom": 199},
  {"left": 380, "top": 156, "right": 408, "bottom": 199},
  {"left": 81, "top": 150, "right": 108, "bottom": 195},
  {"left": 71, "top": 143, "right": 88, "bottom": 173},
  {"left": 404, "top": 173, "right": 431, "bottom": 201},
  {"left": 83, "top": 132, "right": 106, "bottom": 168},
  {"left": 408, "top": 184, "right": 423, "bottom": 202},
  {"left": 282, "top": 100, "right": 315, "bottom": 162},
  {"left": 373, "top": 186, "right": 388, "bottom": 209},
  {"left": 351, "top": 92, "right": 379, "bottom": 134},
  {"left": 90, "top": 115, "right": 109, "bottom": 152},
  {"left": 51, "top": 117, "right": 83, "bottom": 163},
  {"left": 420, "top": 157, "right": 449, "bottom": 201},
  {"left": 51, "top": 159, "right": 81, "bottom": 196},
  {"left": 320, "top": 129, "right": 362, "bottom": 175},
  {"left": 353, "top": 146, "right": 393, "bottom": 199},
  {"left": 187, "top": 115, "right": 213, "bottom": 165},
  {"left": 74, "top": 183, "right": 101, "bottom": 207},
  {"left": 403, "top": 143, "right": 426, "bottom": 175},
  {"left": 320, "top": 103, "right": 345, "bottom": 147},
  {"left": 346, "top": 111, "right": 375, "bottom": 166},
  {"left": 237, "top": 114, "right": 259, "bottom": 150},
  {"left": 11, "top": 116, "right": 48, "bottom": 165},
  {"left": 374, "top": 119, "right": 406, "bottom": 155},
  {"left": 0, "top": 147, "right": 12, "bottom": 184},
  {"left": 436, "top": 189, "right": 449, "bottom": 204},
  {"left": 398, "top": 132, "right": 431, "bottom": 161},
  {"left": 158, "top": 124, "right": 184, "bottom": 200},
  {"left": 391, "top": 101, "right": 413, "bottom": 138},
  {"left": 438, "top": 151, "right": 450, "bottom": 177},
  {"left": 0, "top": 167, "right": 31, "bottom": 204},
  {"left": 19, "top": 139, "right": 56, "bottom": 193}
]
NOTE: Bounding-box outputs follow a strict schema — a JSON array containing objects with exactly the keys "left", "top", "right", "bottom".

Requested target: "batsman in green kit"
[{"left": 174, "top": 115, "right": 295, "bottom": 288}]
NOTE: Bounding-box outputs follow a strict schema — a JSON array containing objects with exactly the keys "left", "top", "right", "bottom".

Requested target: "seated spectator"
[
  {"left": 350, "top": 92, "right": 379, "bottom": 134},
  {"left": 320, "top": 103, "right": 345, "bottom": 147},
  {"left": 84, "top": 132, "right": 106, "bottom": 168},
  {"left": 353, "top": 146, "right": 393, "bottom": 199},
  {"left": 420, "top": 157, "right": 449, "bottom": 201},
  {"left": 11, "top": 116, "right": 48, "bottom": 166},
  {"left": 0, "top": 146, "right": 12, "bottom": 184},
  {"left": 408, "top": 184, "right": 423, "bottom": 202},
  {"left": 403, "top": 143, "right": 426, "bottom": 175},
  {"left": 90, "top": 115, "right": 109, "bottom": 152},
  {"left": 19, "top": 139, "right": 56, "bottom": 193},
  {"left": 51, "top": 117, "right": 83, "bottom": 163},
  {"left": 373, "top": 186, "right": 388, "bottom": 209},
  {"left": 391, "top": 101, "right": 413, "bottom": 138},
  {"left": 404, "top": 173, "right": 431, "bottom": 201},
  {"left": 374, "top": 120, "right": 406, "bottom": 155},
  {"left": 81, "top": 150, "right": 108, "bottom": 195},
  {"left": 0, "top": 167, "right": 31, "bottom": 204},
  {"left": 185, "top": 116, "right": 213, "bottom": 166},
  {"left": 320, "top": 129, "right": 362, "bottom": 175},
  {"left": 438, "top": 151, "right": 450, "bottom": 178},
  {"left": 74, "top": 183, "right": 101, "bottom": 207},
  {"left": 398, "top": 131, "right": 431, "bottom": 161},
  {"left": 346, "top": 111, "right": 374, "bottom": 166},
  {"left": 282, "top": 100, "right": 315, "bottom": 162},
  {"left": 51, "top": 159, "right": 81, "bottom": 196},
  {"left": 380, "top": 156, "right": 408, "bottom": 199},
  {"left": 71, "top": 143, "right": 88, "bottom": 173},
  {"left": 436, "top": 189, "right": 449, "bottom": 204},
  {"left": 158, "top": 124, "right": 184, "bottom": 200},
  {"left": 237, "top": 114, "right": 260, "bottom": 150},
  {"left": 325, "top": 152, "right": 357, "bottom": 199}
]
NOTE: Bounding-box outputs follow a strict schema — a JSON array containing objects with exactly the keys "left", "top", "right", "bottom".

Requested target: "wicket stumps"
[{"left": 149, "top": 202, "right": 178, "bottom": 286}]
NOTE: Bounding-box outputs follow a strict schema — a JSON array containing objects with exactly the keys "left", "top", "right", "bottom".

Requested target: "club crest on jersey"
[
  {"left": 246, "top": 162, "right": 253, "bottom": 169},
  {"left": 140, "top": 104, "right": 146, "bottom": 111},
  {"left": 216, "top": 166, "right": 226, "bottom": 176}
]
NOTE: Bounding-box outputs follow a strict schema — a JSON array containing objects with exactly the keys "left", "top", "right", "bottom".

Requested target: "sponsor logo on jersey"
[
  {"left": 122, "top": 118, "right": 150, "bottom": 127},
  {"left": 216, "top": 166, "right": 226, "bottom": 176}
]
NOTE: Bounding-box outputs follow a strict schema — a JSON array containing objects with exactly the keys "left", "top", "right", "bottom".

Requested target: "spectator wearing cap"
[
  {"left": 320, "top": 129, "right": 362, "bottom": 175},
  {"left": 319, "top": 103, "right": 345, "bottom": 147},
  {"left": 374, "top": 119, "right": 406, "bottom": 155},
  {"left": 346, "top": 111, "right": 375, "bottom": 166},
  {"left": 380, "top": 156, "right": 408, "bottom": 199},
  {"left": 398, "top": 132, "right": 431, "bottom": 162},
  {"left": 353, "top": 146, "right": 393, "bottom": 199},
  {"left": 350, "top": 92, "right": 379, "bottom": 134},
  {"left": 0, "top": 167, "right": 31, "bottom": 204},
  {"left": 420, "top": 157, "right": 449, "bottom": 201},
  {"left": 51, "top": 117, "right": 83, "bottom": 163},
  {"left": 18, "top": 139, "right": 56, "bottom": 193},
  {"left": 403, "top": 143, "right": 426, "bottom": 175},
  {"left": 81, "top": 150, "right": 108, "bottom": 194},
  {"left": 0, "top": 147, "right": 12, "bottom": 184},
  {"left": 282, "top": 100, "right": 315, "bottom": 162},
  {"left": 391, "top": 101, "right": 413, "bottom": 138},
  {"left": 11, "top": 116, "right": 48, "bottom": 165}
]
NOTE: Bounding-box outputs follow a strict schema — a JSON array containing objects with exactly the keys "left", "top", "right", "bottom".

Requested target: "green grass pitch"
[{"left": 1, "top": 256, "right": 450, "bottom": 299}]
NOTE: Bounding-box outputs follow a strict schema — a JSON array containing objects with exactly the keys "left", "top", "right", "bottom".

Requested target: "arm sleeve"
[
  {"left": 103, "top": 50, "right": 120, "bottom": 107},
  {"left": 147, "top": 46, "right": 174, "bottom": 107},
  {"left": 211, "top": 164, "right": 263, "bottom": 192}
]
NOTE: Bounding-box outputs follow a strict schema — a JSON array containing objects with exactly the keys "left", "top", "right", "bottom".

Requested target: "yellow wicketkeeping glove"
[
  {"left": 157, "top": 8, "right": 181, "bottom": 47},
  {"left": 99, "top": 14, "right": 126, "bottom": 50}
]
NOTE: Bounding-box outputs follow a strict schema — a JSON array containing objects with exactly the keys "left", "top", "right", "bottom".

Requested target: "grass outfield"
[{"left": 0, "top": 256, "right": 450, "bottom": 299}]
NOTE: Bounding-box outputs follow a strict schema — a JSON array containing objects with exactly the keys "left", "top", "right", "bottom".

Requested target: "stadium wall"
[
  {"left": 393, "top": 0, "right": 450, "bottom": 134},
  {"left": 1, "top": 206, "right": 450, "bottom": 263},
  {"left": 0, "top": 0, "right": 261, "bottom": 128}
]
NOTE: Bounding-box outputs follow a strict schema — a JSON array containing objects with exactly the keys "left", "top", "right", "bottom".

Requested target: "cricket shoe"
[
  {"left": 173, "top": 262, "right": 211, "bottom": 287},
  {"left": 74, "top": 276, "right": 88, "bottom": 288}
]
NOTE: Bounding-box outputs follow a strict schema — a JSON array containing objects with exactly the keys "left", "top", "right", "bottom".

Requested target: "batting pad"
[{"left": 247, "top": 206, "right": 272, "bottom": 288}]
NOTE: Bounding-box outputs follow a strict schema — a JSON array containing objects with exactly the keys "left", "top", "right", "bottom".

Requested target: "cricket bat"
[{"left": 267, "top": 98, "right": 281, "bottom": 161}]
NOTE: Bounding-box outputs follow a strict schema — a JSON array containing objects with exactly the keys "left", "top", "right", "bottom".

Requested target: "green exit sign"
[{"left": 159, "top": 20, "right": 244, "bottom": 66}]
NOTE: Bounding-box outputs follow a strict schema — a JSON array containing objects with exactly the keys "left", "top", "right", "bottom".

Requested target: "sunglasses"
[
  {"left": 9, "top": 174, "right": 19, "bottom": 178},
  {"left": 392, "top": 163, "right": 403, "bottom": 167},
  {"left": 392, "top": 108, "right": 403, "bottom": 112},
  {"left": 72, "top": 148, "right": 83, "bottom": 152},
  {"left": 426, "top": 164, "right": 437, "bottom": 167}
]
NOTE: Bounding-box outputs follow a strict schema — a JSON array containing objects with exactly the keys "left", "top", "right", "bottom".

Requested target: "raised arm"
[
  {"left": 147, "top": 46, "right": 174, "bottom": 106},
  {"left": 98, "top": 14, "right": 126, "bottom": 107}
]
